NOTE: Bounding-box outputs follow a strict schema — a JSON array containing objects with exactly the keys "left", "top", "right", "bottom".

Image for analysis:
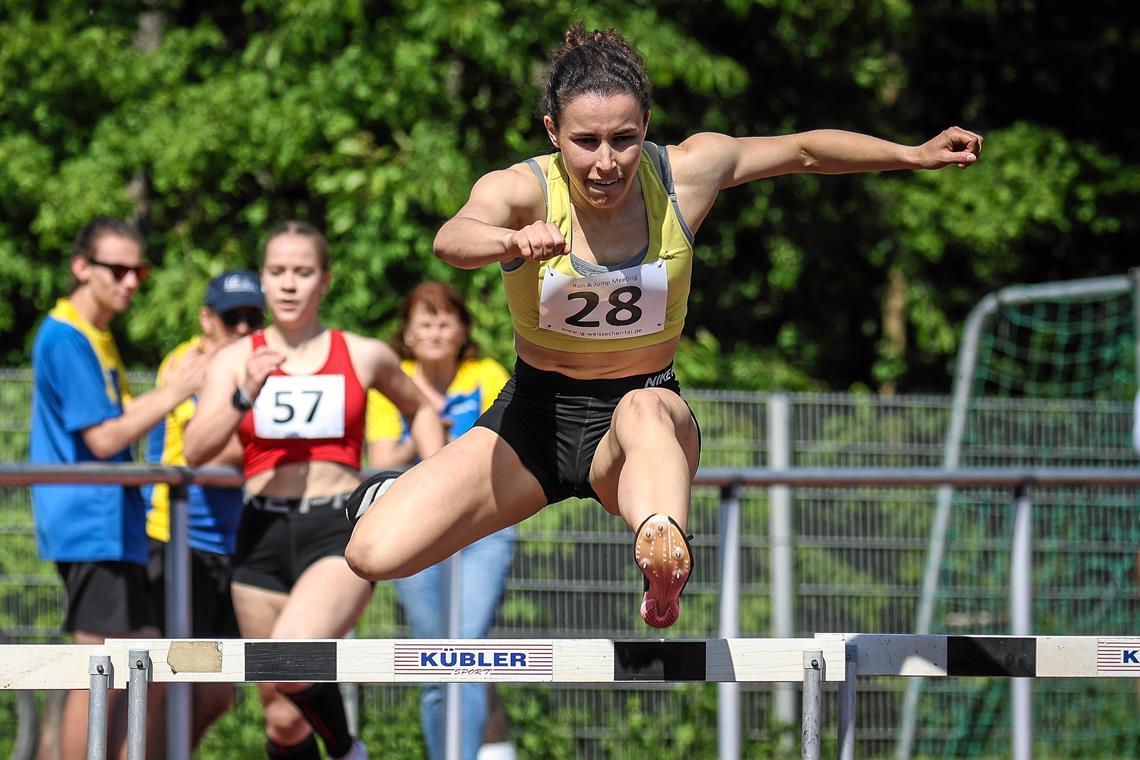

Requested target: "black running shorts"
[
  {"left": 56, "top": 560, "right": 158, "bottom": 634},
  {"left": 232, "top": 495, "right": 355, "bottom": 593},
  {"left": 474, "top": 359, "right": 697, "bottom": 503}
]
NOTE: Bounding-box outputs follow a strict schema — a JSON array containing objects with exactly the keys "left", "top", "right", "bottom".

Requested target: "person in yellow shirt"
[
  {"left": 145, "top": 269, "right": 265, "bottom": 748},
  {"left": 366, "top": 281, "right": 512, "bottom": 760},
  {"left": 345, "top": 22, "right": 983, "bottom": 630}
]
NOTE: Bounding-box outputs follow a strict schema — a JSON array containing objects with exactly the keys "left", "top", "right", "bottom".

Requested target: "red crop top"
[{"left": 238, "top": 330, "right": 366, "bottom": 478}]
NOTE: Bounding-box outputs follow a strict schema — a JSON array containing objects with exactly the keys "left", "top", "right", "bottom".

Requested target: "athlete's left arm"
[
  {"left": 347, "top": 335, "right": 446, "bottom": 460},
  {"left": 666, "top": 127, "right": 983, "bottom": 232}
]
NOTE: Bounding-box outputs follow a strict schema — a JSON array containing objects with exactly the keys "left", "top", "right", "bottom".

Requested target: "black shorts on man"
[{"left": 56, "top": 560, "right": 158, "bottom": 634}]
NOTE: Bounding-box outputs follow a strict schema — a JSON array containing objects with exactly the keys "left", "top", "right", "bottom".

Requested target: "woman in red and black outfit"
[{"left": 185, "top": 221, "right": 445, "bottom": 760}]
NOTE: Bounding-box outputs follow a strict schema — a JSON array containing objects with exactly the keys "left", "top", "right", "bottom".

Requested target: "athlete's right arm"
[
  {"left": 433, "top": 163, "right": 564, "bottom": 269},
  {"left": 183, "top": 341, "right": 283, "bottom": 466},
  {"left": 81, "top": 348, "right": 212, "bottom": 460}
]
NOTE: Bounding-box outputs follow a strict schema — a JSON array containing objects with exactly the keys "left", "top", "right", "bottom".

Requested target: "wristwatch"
[{"left": 231, "top": 385, "right": 255, "bottom": 411}]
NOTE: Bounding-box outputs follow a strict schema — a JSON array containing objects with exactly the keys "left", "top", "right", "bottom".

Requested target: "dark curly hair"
[{"left": 543, "top": 22, "right": 651, "bottom": 128}]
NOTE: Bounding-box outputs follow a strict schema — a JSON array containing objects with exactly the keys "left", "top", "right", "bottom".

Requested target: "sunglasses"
[
  {"left": 88, "top": 259, "right": 150, "bottom": 283},
  {"left": 219, "top": 308, "right": 265, "bottom": 329}
]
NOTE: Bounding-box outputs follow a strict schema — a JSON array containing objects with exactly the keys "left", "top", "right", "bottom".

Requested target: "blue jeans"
[{"left": 395, "top": 526, "right": 516, "bottom": 760}]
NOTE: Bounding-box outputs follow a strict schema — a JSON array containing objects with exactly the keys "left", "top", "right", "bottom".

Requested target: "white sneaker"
[
  {"left": 334, "top": 738, "right": 368, "bottom": 760},
  {"left": 477, "top": 742, "right": 517, "bottom": 760}
]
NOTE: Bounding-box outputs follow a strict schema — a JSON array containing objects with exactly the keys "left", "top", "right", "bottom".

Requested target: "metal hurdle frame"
[
  {"left": 4, "top": 634, "right": 1139, "bottom": 760},
  {"left": 0, "top": 637, "right": 845, "bottom": 760},
  {"left": 6, "top": 464, "right": 1140, "bottom": 760}
]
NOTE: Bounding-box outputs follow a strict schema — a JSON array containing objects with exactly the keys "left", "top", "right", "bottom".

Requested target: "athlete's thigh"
[
  {"left": 588, "top": 388, "right": 700, "bottom": 515},
  {"left": 272, "top": 557, "right": 372, "bottom": 639},
  {"left": 355, "top": 427, "right": 548, "bottom": 575},
  {"left": 230, "top": 582, "right": 287, "bottom": 638}
]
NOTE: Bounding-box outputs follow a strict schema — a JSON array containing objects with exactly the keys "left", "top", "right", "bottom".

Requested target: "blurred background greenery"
[
  {"left": 2, "top": 2, "right": 1139, "bottom": 757},
  {"left": 1, "top": 0, "right": 1136, "bottom": 393}
]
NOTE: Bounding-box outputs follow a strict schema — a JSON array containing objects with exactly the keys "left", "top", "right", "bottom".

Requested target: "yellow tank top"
[{"left": 501, "top": 142, "right": 695, "bottom": 353}]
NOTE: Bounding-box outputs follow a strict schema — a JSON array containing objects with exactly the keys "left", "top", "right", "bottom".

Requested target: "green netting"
[
  {"left": 919, "top": 277, "right": 1140, "bottom": 757},
  {"left": 974, "top": 292, "right": 1138, "bottom": 401}
]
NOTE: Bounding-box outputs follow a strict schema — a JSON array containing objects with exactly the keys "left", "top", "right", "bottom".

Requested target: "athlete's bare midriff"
[
  {"left": 515, "top": 332, "right": 681, "bottom": 379},
  {"left": 244, "top": 460, "right": 362, "bottom": 500}
]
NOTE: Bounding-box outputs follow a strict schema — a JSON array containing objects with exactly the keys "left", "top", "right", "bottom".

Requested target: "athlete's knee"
[
  {"left": 345, "top": 530, "right": 394, "bottom": 581},
  {"left": 345, "top": 521, "right": 418, "bottom": 581},
  {"left": 262, "top": 689, "right": 309, "bottom": 743},
  {"left": 344, "top": 471, "right": 408, "bottom": 581},
  {"left": 621, "top": 389, "right": 681, "bottom": 432}
]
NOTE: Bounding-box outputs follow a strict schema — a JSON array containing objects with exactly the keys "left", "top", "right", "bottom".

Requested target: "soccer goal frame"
[{"left": 896, "top": 271, "right": 1140, "bottom": 760}]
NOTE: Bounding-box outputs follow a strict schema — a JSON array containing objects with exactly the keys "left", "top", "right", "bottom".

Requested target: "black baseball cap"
[{"left": 204, "top": 270, "right": 265, "bottom": 313}]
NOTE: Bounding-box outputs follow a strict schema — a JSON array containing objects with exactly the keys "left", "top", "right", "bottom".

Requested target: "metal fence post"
[
  {"left": 86, "top": 655, "right": 113, "bottom": 760},
  {"left": 769, "top": 394, "right": 796, "bottom": 738},
  {"left": 127, "top": 650, "right": 152, "bottom": 760},
  {"left": 1011, "top": 482, "right": 1034, "bottom": 760},
  {"left": 166, "top": 480, "right": 192, "bottom": 760},
  {"left": 718, "top": 479, "right": 743, "bottom": 760},
  {"left": 838, "top": 643, "right": 857, "bottom": 760},
  {"left": 801, "top": 649, "right": 823, "bottom": 760}
]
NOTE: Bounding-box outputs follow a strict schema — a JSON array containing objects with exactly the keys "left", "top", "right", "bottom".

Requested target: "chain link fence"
[{"left": 2, "top": 370, "right": 1138, "bottom": 757}]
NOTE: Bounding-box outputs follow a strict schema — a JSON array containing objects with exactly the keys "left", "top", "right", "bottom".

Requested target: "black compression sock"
[
  {"left": 284, "top": 682, "right": 354, "bottom": 758},
  {"left": 266, "top": 734, "right": 321, "bottom": 760}
]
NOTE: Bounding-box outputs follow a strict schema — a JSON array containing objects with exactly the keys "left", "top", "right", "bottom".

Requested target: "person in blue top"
[
  {"left": 365, "top": 281, "right": 514, "bottom": 760},
  {"left": 145, "top": 269, "right": 265, "bottom": 750},
  {"left": 30, "top": 217, "right": 211, "bottom": 760}
]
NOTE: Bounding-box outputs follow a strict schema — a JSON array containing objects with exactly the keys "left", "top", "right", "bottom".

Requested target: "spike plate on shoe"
[{"left": 633, "top": 514, "right": 692, "bottom": 629}]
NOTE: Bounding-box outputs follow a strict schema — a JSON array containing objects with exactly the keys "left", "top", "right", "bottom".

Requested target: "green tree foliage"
[{"left": 1, "top": 1, "right": 1135, "bottom": 392}]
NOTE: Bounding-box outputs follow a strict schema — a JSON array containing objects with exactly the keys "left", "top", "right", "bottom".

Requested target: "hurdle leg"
[
  {"left": 1010, "top": 483, "right": 1033, "bottom": 760},
  {"left": 717, "top": 480, "right": 743, "bottom": 760},
  {"left": 443, "top": 553, "right": 463, "bottom": 760},
  {"left": 126, "top": 650, "right": 152, "bottom": 760},
  {"left": 86, "top": 655, "right": 113, "bottom": 760},
  {"left": 801, "top": 649, "right": 823, "bottom": 760},
  {"left": 838, "top": 643, "right": 857, "bottom": 760}
]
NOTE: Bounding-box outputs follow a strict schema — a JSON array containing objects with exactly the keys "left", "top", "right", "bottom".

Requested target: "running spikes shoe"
[
  {"left": 345, "top": 470, "right": 402, "bottom": 526},
  {"left": 633, "top": 513, "right": 693, "bottom": 628}
]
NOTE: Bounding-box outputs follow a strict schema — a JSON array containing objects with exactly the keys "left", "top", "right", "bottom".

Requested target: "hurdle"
[
  {"left": 3, "top": 637, "right": 842, "bottom": 760},
  {"left": 4, "top": 634, "right": 1138, "bottom": 760}
]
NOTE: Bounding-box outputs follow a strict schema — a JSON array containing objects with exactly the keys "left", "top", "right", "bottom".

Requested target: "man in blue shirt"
[{"left": 30, "top": 217, "right": 211, "bottom": 760}]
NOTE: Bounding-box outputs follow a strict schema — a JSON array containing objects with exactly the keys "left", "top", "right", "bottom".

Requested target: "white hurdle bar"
[
  {"left": 101, "top": 637, "right": 844, "bottom": 686},
  {"left": 4, "top": 634, "right": 1139, "bottom": 760},
  {"left": 2, "top": 637, "right": 842, "bottom": 760},
  {"left": 818, "top": 633, "right": 1140, "bottom": 760}
]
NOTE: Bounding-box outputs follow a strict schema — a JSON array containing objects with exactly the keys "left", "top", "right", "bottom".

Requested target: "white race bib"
[
  {"left": 539, "top": 261, "right": 668, "bottom": 340},
  {"left": 252, "top": 375, "right": 346, "bottom": 439}
]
